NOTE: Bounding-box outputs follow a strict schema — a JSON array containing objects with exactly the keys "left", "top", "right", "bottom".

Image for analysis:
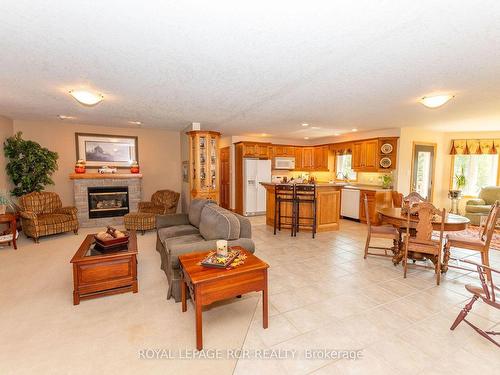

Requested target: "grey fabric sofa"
[{"left": 156, "top": 199, "right": 255, "bottom": 302}]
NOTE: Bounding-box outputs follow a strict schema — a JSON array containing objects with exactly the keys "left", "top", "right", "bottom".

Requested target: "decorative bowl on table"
[{"left": 94, "top": 226, "right": 129, "bottom": 248}]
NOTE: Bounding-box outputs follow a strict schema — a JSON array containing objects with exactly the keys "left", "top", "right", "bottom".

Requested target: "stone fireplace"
[
  {"left": 70, "top": 173, "right": 142, "bottom": 227},
  {"left": 88, "top": 186, "right": 129, "bottom": 219}
]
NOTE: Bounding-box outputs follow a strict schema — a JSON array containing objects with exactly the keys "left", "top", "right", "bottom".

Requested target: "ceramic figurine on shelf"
[
  {"left": 130, "top": 161, "right": 140, "bottom": 174},
  {"left": 74, "top": 160, "right": 86, "bottom": 174}
]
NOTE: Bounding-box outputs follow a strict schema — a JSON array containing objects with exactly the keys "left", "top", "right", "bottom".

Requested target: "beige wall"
[
  {"left": 13, "top": 120, "right": 182, "bottom": 208},
  {"left": 0, "top": 115, "right": 14, "bottom": 192}
]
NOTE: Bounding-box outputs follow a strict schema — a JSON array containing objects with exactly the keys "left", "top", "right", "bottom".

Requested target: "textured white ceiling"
[{"left": 0, "top": 1, "right": 499, "bottom": 139}]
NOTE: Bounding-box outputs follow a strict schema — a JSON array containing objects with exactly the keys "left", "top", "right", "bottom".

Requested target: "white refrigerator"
[{"left": 243, "top": 159, "right": 272, "bottom": 216}]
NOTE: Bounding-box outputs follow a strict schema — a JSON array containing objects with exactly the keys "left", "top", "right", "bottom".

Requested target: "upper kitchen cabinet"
[
  {"left": 352, "top": 137, "right": 398, "bottom": 172},
  {"left": 272, "top": 145, "right": 295, "bottom": 157},
  {"left": 236, "top": 141, "right": 271, "bottom": 159},
  {"left": 302, "top": 147, "right": 315, "bottom": 170},
  {"left": 294, "top": 147, "right": 303, "bottom": 170},
  {"left": 313, "top": 146, "right": 329, "bottom": 171}
]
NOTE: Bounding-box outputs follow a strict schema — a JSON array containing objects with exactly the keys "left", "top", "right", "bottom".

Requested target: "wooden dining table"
[{"left": 377, "top": 207, "right": 470, "bottom": 268}]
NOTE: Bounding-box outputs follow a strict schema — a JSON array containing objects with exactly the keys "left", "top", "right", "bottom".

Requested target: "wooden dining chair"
[
  {"left": 392, "top": 191, "right": 404, "bottom": 208},
  {"left": 403, "top": 202, "right": 445, "bottom": 285},
  {"left": 450, "top": 259, "right": 499, "bottom": 348},
  {"left": 443, "top": 201, "right": 500, "bottom": 281},
  {"left": 403, "top": 191, "right": 427, "bottom": 207},
  {"left": 363, "top": 195, "right": 399, "bottom": 259}
]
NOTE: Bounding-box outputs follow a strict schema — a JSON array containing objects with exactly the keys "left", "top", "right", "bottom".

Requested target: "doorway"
[
  {"left": 410, "top": 143, "right": 436, "bottom": 201},
  {"left": 219, "top": 146, "right": 230, "bottom": 209}
]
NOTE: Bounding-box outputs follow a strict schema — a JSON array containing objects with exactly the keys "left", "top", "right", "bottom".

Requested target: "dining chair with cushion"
[
  {"left": 443, "top": 200, "right": 500, "bottom": 281},
  {"left": 138, "top": 189, "right": 180, "bottom": 215},
  {"left": 450, "top": 259, "right": 499, "bottom": 348},
  {"left": 403, "top": 202, "right": 445, "bottom": 285},
  {"left": 363, "top": 195, "right": 399, "bottom": 259}
]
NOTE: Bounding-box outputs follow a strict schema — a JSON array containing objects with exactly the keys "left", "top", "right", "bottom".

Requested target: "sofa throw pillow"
[
  {"left": 188, "top": 199, "right": 215, "bottom": 228},
  {"left": 199, "top": 204, "right": 240, "bottom": 240}
]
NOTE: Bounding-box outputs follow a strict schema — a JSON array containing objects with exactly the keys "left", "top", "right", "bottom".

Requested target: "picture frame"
[{"left": 75, "top": 133, "right": 139, "bottom": 168}]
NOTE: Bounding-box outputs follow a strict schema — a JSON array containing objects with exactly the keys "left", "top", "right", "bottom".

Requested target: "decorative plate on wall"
[
  {"left": 380, "top": 157, "right": 392, "bottom": 168},
  {"left": 380, "top": 143, "right": 393, "bottom": 154}
]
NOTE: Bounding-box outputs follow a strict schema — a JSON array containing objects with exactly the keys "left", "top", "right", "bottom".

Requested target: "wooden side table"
[
  {"left": 179, "top": 247, "right": 269, "bottom": 350},
  {"left": 0, "top": 213, "right": 18, "bottom": 250}
]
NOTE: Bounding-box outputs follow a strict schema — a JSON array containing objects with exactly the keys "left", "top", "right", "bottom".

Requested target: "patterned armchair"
[
  {"left": 138, "top": 190, "right": 180, "bottom": 215},
  {"left": 18, "top": 192, "right": 78, "bottom": 243}
]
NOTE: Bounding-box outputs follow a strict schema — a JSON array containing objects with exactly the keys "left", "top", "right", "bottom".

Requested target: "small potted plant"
[
  {"left": 379, "top": 174, "right": 393, "bottom": 189},
  {"left": 0, "top": 191, "right": 12, "bottom": 215},
  {"left": 455, "top": 166, "right": 466, "bottom": 191}
]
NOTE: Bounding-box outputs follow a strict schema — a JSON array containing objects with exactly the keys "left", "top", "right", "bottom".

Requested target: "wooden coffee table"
[
  {"left": 70, "top": 231, "right": 138, "bottom": 305},
  {"left": 179, "top": 246, "right": 269, "bottom": 350}
]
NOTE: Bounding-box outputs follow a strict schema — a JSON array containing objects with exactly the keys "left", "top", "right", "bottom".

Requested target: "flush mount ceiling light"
[
  {"left": 301, "top": 123, "right": 309, "bottom": 127},
  {"left": 57, "top": 115, "right": 75, "bottom": 120},
  {"left": 311, "top": 126, "right": 321, "bottom": 130},
  {"left": 334, "top": 133, "right": 340, "bottom": 136},
  {"left": 129, "top": 121, "right": 142, "bottom": 125},
  {"left": 420, "top": 94, "right": 454, "bottom": 109},
  {"left": 304, "top": 136, "right": 310, "bottom": 140},
  {"left": 69, "top": 90, "right": 104, "bottom": 106},
  {"left": 351, "top": 128, "right": 358, "bottom": 132}
]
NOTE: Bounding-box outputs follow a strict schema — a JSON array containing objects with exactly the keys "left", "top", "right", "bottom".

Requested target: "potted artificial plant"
[
  {"left": 0, "top": 191, "right": 12, "bottom": 215},
  {"left": 3, "top": 132, "right": 59, "bottom": 196},
  {"left": 454, "top": 166, "right": 467, "bottom": 192},
  {"left": 380, "top": 174, "right": 393, "bottom": 189}
]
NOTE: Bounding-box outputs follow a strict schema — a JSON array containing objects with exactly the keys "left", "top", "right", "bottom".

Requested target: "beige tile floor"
[{"left": 0, "top": 217, "right": 498, "bottom": 375}]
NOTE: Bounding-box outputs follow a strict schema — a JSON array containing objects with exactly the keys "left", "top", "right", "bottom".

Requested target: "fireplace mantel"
[{"left": 69, "top": 173, "right": 143, "bottom": 180}]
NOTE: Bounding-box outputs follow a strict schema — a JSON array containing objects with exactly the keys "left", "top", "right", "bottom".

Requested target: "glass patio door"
[{"left": 411, "top": 143, "right": 435, "bottom": 201}]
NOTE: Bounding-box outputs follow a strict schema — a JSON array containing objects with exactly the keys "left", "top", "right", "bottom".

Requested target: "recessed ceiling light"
[
  {"left": 311, "top": 126, "right": 321, "bottom": 130},
  {"left": 334, "top": 133, "right": 340, "bottom": 136},
  {"left": 260, "top": 133, "right": 268, "bottom": 137},
  {"left": 351, "top": 128, "right": 358, "bottom": 132},
  {"left": 420, "top": 94, "right": 454, "bottom": 108},
  {"left": 69, "top": 90, "right": 104, "bottom": 106},
  {"left": 57, "top": 115, "right": 75, "bottom": 120},
  {"left": 129, "top": 121, "right": 142, "bottom": 125},
  {"left": 301, "top": 123, "right": 309, "bottom": 127},
  {"left": 304, "top": 136, "right": 309, "bottom": 140}
]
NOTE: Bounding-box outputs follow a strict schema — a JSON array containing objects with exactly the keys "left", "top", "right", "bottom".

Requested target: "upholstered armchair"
[
  {"left": 18, "top": 192, "right": 78, "bottom": 243},
  {"left": 138, "top": 190, "right": 180, "bottom": 215},
  {"left": 465, "top": 186, "right": 500, "bottom": 225}
]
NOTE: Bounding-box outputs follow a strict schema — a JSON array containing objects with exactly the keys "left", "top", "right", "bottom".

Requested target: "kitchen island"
[{"left": 260, "top": 182, "right": 342, "bottom": 232}]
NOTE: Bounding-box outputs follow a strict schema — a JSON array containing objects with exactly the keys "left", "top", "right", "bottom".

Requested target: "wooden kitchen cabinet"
[
  {"left": 238, "top": 142, "right": 271, "bottom": 159},
  {"left": 272, "top": 145, "right": 294, "bottom": 157},
  {"left": 352, "top": 139, "right": 379, "bottom": 172},
  {"left": 358, "top": 189, "right": 392, "bottom": 225},
  {"left": 294, "top": 147, "right": 303, "bottom": 170},
  {"left": 302, "top": 147, "right": 314, "bottom": 169},
  {"left": 313, "top": 146, "right": 329, "bottom": 171}
]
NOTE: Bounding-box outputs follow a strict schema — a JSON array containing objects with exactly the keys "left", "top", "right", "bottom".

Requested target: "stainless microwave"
[{"left": 274, "top": 157, "right": 295, "bottom": 170}]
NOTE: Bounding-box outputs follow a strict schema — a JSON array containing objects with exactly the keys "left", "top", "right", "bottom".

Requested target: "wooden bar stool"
[
  {"left": 274, "top": 184, "right": 296, "bottom": 236},
  {"left": 295, "top": 184, "right": 317, "bottom": 238}
]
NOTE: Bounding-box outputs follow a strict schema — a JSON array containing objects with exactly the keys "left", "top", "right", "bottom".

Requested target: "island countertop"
[
  {"left": 259, "top": 182, "right": 391, "bottom": 192},
  {"left": 260, "top": 182, "right": 341, "bottom": 232}
]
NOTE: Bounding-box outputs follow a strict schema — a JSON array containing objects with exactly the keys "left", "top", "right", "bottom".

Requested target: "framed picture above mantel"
[{"left": 75, "top": 133, "right": 139, "bottom": 168}]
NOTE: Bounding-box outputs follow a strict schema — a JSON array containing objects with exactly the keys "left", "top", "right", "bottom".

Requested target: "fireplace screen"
[{"left": 87, "top": 186, "right": 129, "bottom": 219}]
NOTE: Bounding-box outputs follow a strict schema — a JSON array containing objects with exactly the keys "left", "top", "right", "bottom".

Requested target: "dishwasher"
[{"left": 341, "top": 188, "right": 360, "bottom": 220}]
